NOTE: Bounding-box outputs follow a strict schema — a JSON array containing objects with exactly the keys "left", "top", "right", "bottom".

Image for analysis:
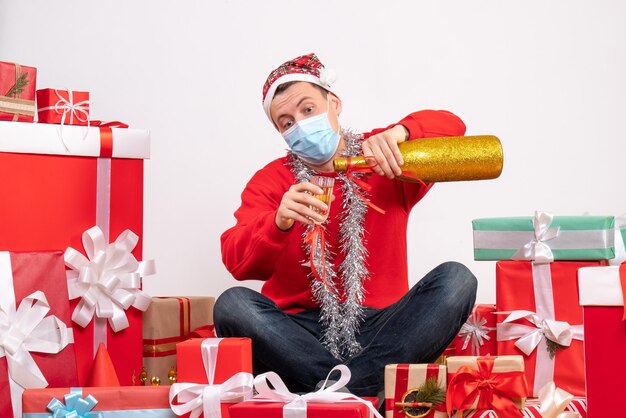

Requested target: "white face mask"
[{"left": 281, "top": 98, "right": 340, "bottom": 165}]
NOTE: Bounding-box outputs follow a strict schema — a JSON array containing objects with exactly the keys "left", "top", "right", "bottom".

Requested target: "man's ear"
[{"left": 329, "top": 93, "right": 342, "bottom": 116}]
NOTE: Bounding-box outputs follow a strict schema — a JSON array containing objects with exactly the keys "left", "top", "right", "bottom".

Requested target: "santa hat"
[{"left": 262, "top": 53, "right": 337, "bottom": 119}]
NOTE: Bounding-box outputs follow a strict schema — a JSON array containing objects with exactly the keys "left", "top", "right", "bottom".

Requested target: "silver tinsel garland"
[{"left": 288, "top": 129, "right": 370, "bottom": 360}]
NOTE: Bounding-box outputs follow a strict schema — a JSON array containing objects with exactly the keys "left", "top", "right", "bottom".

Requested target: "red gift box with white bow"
[
  {"left": 0, "top": 251, "right": 77, "bottom": 418},
  {"left": 0, "top": 121, "right": 151, "bottom": 386},
  {"left": 36, "top": 88, "right": 90, "bottom": 126}
]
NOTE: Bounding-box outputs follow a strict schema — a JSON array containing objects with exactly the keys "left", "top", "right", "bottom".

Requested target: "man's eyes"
[
  {"left": 304, "top": 106, "right": 314, "bottom": 113},
  {"left": 283, "top": 120, "right": 294, "bottom": 129}
]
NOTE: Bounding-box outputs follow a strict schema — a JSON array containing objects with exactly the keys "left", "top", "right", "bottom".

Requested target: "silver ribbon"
[
  {"left": 609, "top": 213, "right": 626, "bottom": 266},
  {"left": 458, "top": 309, "right": 495, "bottom": 355}
]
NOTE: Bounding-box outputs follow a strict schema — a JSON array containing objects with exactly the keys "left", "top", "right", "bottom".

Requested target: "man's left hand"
[{"left": 361, "top": 124, "right": 409, "bottom": 179}]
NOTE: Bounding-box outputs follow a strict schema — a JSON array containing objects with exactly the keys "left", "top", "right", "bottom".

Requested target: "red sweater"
[{"left": 221, "top": 110, "right": 466, "bottom": 313}]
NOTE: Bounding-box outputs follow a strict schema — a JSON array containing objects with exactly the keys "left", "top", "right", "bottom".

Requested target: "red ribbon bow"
[{"left": 446, "top": 356, "right": 528, "bottom": 418}]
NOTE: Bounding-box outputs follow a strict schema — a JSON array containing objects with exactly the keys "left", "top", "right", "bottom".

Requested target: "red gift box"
[
  {"left": 578, "top": 264, "right": 626, "bottom": 418},
  {"left": 0, "top": 61, "right": 36, "bottom": 122},
  {"left": 230, "top": 397, "right": 379, "bottom": 418},
  {"left": 495, "top": 261, "right": 600, "bottom": 397},
  {"left": 0, "top": 252, "right": 78, "bottom": 418},
  {"left": 36, "top": 88, "right": 90, "bottom": 126},
  {"left": 384, "top": 364, "right": 447, "bottom": 418},
  {"left": 0, "top": 121, "right": 150, "bottom": 386},
  {"left": 176, "top": 338, "right": 252, "bottom": 384},
  {"left": 455, "top": 304, "right": 497, "bottom": 356},
  {"left": 22, "top": 386, "right": 174, "bottom": 416}
]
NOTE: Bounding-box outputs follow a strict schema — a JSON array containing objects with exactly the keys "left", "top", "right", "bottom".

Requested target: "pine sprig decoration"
[
  {"left": 546, "top": 339, "right": 567, "bottom": 359},
  {"left": 5, "top": 72, "right": 29, "bottom": 97},
  {"left": 411, "top": 377, "right": 446, "bottom": 406}
]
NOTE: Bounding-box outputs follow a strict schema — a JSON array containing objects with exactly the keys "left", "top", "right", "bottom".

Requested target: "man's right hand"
[{"left": 275, "top": 182, "right": 329, "bottom": 230}]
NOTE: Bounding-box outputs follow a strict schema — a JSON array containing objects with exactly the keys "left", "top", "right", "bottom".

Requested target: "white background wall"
[{"left": 1, "top": 0, "right": 624, "bottom": 304}]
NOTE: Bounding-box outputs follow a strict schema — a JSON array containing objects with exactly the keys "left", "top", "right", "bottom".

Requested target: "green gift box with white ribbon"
[{"left": 472, "top": 211, "right": 615, "bottom": 261}]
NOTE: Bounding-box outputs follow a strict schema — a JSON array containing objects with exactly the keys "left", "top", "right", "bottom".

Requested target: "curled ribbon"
[
  {"left": 64, "top": 226, "right": 155, "bottom": 332},
  {"left": 169, "top": 339, "right": 254, "bottom": 418},
  {"left": 459, "top": 311, "right": 495, "bottom": 356},
  {"left": 47, "top": 388, "right": 102, "bottom": 418},
  {"left": 496, "top": 310, "right": 584, "bottom": 356},
  {"left": 344, "top": 157, "right": 386, "bottom": 215},
  {"left": 446, "top": 357, "right": 527, "bottom": 418},
  {"left": 252, "top": 364, "right": 383, "bottom": 418},
  {"left": 536, "top": 382, "right": 579, "bottom": 418},
  {"left": 511, "top": 211, "right": 560, "bottom": 263},
  {"left": 0, "top": 291, "right": 73, "bottom": 390}
]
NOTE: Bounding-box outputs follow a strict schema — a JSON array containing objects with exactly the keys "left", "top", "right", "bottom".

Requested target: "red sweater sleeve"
[
  {"left": 363, "top": 110, "right": 467, "bottom": 211},
  {"left": 220, "top": 163, "right": 293, "bottom": 281}
]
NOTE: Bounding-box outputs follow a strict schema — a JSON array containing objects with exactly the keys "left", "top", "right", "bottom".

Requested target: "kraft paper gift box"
[
  {"left": 22, "top": 386, "right": 175, "bottom": 417},
  {"left": 0, "top": 252, "right": 77, "bottom": 418},
  {"left": 0, "top": 61, "right": 36, "bottom": 122},
  {"left": 578, "top": 264, "right": 626, "bottom": 418},
  {"left": 455, "top": 304, "right": 497, "bottom": 356},
  {"left": 0, "top": 121, "right": 151, "bottom": 386},
  {"left": 472, "top": 212, "right": 615, "bottom": 261},
  {"left": 36, "top": 88, "right": 90, "bottom": 126},
  {"left": 143, "top": 296, "right": 216, "bottom": 385},
  {"left": 176, "top": 338, "right": 252, "bottom": 384},
  {"left": 446, "top": 356, "right": 527, "bottom": 417},
  {"left": 384, "top": 364, "right": 447, "bottom": 418},
  {"left": 495, "top": 260, "right": 601, "bottom": 397}
]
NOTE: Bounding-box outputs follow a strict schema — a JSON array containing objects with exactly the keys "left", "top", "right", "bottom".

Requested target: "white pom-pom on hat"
[{"left": 318, "top": 68, "right": 337, "bottom": 88}]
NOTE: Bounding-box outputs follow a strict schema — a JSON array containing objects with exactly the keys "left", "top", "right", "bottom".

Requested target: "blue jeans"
[{"left": 214, "top": 261, "right": 476, "bottom": 396}]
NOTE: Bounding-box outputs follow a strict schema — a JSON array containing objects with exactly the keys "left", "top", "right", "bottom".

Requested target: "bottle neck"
[{"left": 333, "top": 156, "right": 370, "bottom": 172}]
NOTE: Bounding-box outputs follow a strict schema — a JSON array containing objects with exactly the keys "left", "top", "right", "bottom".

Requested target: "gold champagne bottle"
[{"left": 333, "top": 135, "right": 503, "bottom": 183}]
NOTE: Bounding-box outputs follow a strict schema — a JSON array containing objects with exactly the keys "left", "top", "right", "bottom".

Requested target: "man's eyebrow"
[{"left": 276, "top": 96, "right": 314, "bottom": 121}]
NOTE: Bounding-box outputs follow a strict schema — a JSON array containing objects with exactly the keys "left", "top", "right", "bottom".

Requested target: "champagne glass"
[{"left": 309, "top": 176, "right": 334, "bottom": 224}]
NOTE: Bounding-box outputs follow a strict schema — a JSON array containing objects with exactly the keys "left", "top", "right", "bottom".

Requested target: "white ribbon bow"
[
  {"left": 458, "top": 311, "right": 495, "bottom": 355},
  {"left": 496, "top": 310, "right": 583, "bottom": 356},
  {"left": 37, "top": 89, "right": 91, "bottom": 126},
  {"left": 253, "top": 365, "right": 383, "bottom": 418},
  {"left": 169, "top": 372, "right": 254, "bottom": 418},
  {"left": 512, "top": 211, "right": 560, "bottom": 263},
  {"left": 0, "top": 291, "right": 73, "bottom": 389},
  {"left": 537, "top": 382, "right": 579, "bottom": 418},
  {"left": 64, "top": 226, "right": 155, "bottom": 332}
]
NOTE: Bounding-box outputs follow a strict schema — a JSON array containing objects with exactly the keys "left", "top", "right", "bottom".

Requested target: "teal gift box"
[{"left": 472, "top": 212, "right": 615, "bottom": 261}]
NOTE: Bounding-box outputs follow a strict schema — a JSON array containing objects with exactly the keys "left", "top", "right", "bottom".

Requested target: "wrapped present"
[
  {"left": 472, "top": 211, "right": 615, "bottom": 261},
  {"left": 464, "top": 382, "right": 586, "bottom": 417},
  {"left": 22, "top": 386, "right": 176, "bottom": 417},
  {"left": 384, "top": 364, "right": 447, "bottom": 418},
  {"left": 495, "top": 261, "right": 600, "bottom": 397},
  {"left": 64, "top": 226, "right": 155, "bottom": 387},
  {"left": 171, "top": 336, "right": 253, "bottom": 418},
  {"left": 176, "top": 338, "right": 252, "bottom": 384},
  {"left": 230, "top": 365, "right": 381, "bottom": 418},
  {"left": 143, "top": 296, "right": 216, "bottom": 385},
  {"left": 455, "top": 304, "right": 497, "bottom": 356},
  {"left": 0, "top": 252, "right": 77, "bottom": 418},
  {"left": 36, "top": 88, "right": 90, "bottom": 126},
  {"left": 0, "top": 61, "right": 36, "bottom": 122},
  {"left": 0, "top": 121, "right": 150, "bottom": 386},
  {"left": 446, "top": 356, "right": 527, "bottom": 417},
  {"left": 578, "top": 264, "right": 626, "bottom": 417}
]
